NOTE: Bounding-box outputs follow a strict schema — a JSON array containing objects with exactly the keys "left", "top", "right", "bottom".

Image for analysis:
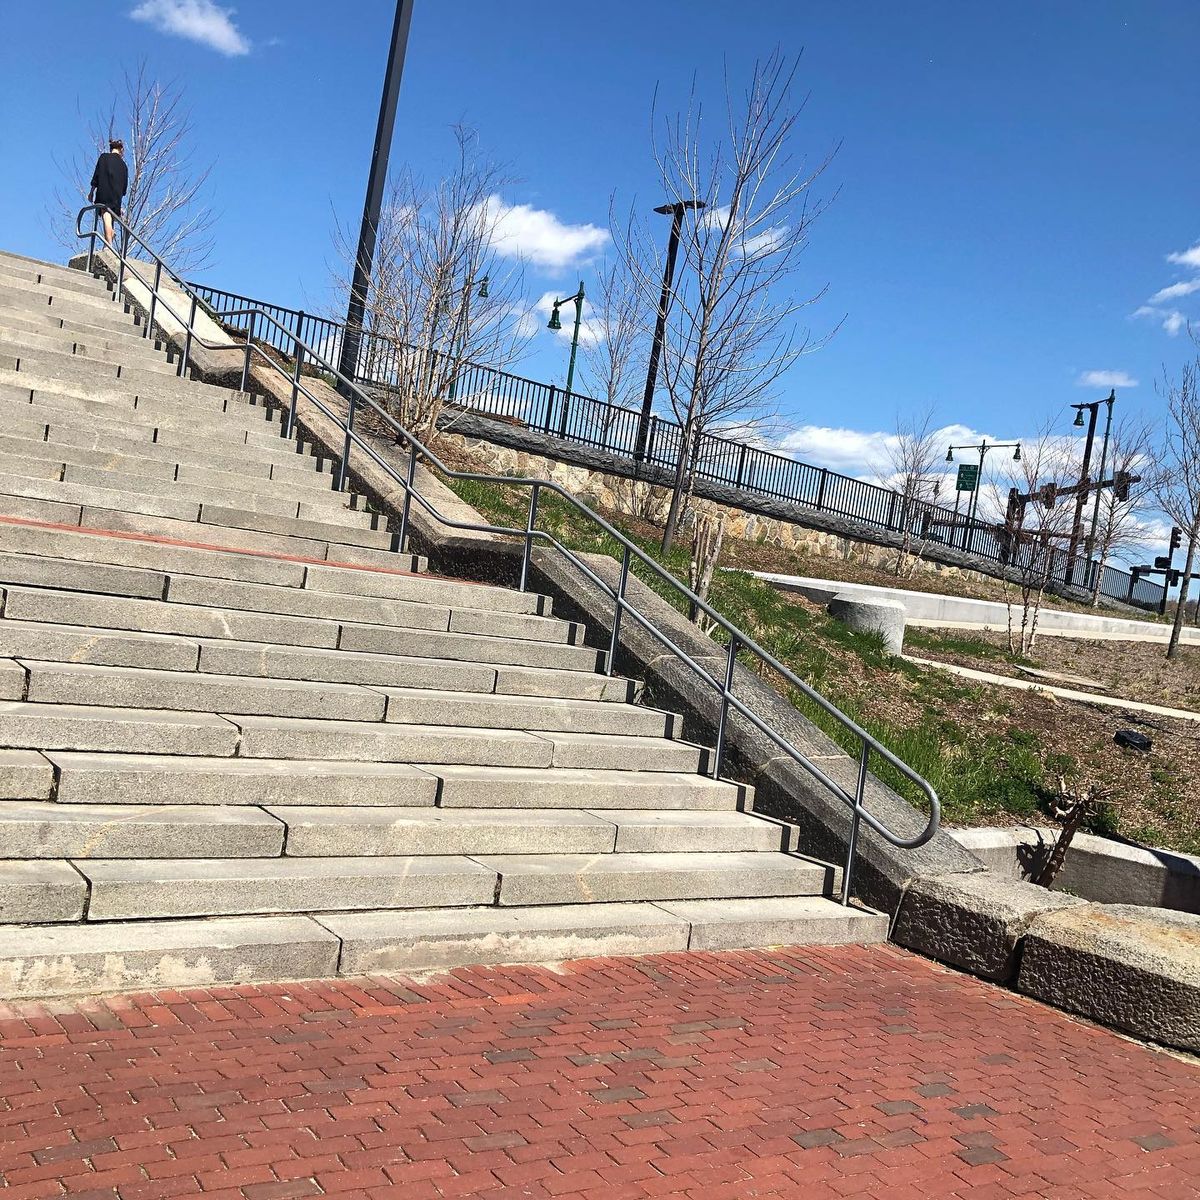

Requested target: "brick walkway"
[{"left": 0, "top": 946, "right": 1197, "bottom": 1199}]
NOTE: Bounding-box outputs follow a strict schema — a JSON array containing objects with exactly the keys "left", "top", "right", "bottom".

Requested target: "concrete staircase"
[{"left": 0, "top": 250, "right": 886, "bottom": 998}]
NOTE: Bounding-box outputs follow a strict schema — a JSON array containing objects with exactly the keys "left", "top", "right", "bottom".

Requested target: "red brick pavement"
[{"left": 0, "top": 944, "right": 1197, "bottom": 1199}]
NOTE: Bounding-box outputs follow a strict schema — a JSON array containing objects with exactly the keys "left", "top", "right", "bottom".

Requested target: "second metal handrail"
[{"left": 77, "top": 204, "right": 942, "bottom": 904}]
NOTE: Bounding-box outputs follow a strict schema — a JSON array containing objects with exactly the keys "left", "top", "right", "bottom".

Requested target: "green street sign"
[{"left": 956, "top": 463, "right": 979, "bottom": 493}]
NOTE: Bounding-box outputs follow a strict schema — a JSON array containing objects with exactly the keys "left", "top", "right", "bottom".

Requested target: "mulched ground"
[{"left": 0, "top": 947, "right": 1197, "bottom": 1199}]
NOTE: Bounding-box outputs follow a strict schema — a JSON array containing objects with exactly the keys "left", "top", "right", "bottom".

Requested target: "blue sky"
[{"left": 3, "top": 0, "right": 1199, "bottom": 498}]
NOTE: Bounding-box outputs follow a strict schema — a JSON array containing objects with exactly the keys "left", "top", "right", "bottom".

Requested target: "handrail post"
[
  {"left": 397, "top": 438, "right": 417, "bottom": 553},
  {"left": 607, "top": 545, "right": 631, "bottom": 677},
  {"left": 712, "top": 634, "right": 739, "bottom": 780},
  {"left": 145, "top": 261, "right": 162, "bottom": 341},
  {"left": 240, "top": 311, "right": 256, "bottom": 395},
  {"left": 86, "top": 209, "right": 99, "bottom": 274},
  {"left": 840, "top": 741, "right": 870, "bottom": 905},
  {"left": 114, "top": 237, "right": 126, "bottom": 304},
  {"left": 179, "top": 295, "right": 198, "bottom": 379},
  {"left": 337, "top": 392, "right": 356, "bottom": 491},
  {"left": 519, "top": 483, "right": 541, "bottom": 593},
  {"left": 287, "top": 341, "right": 305, "bottom": 439}
]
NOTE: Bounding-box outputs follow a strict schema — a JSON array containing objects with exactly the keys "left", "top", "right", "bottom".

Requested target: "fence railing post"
[
  {"left": 519, "top": 484, "right": 541, "bottom": 593},
  {"left": 144, "top": 262, "right": 161, "bottom": 341},
  {"left": 337, "top": 392, "right": 356, "bottom": 491},
  {"left": 840, "top": 741, "right": 871, "bottom": 905},
  {"left": 646, "top": 416, "right": 659, "bottom": 464},
  {"left": 712, "top": 634, "right": 739, "bottom": 781},
  {"left": 607, "top": 546, "right": 631, "bottom": 677},
  {"left": 179, "top": 295, "right": 198, "bottom": 379},
  {"left": 734, "top": 442, "right": 748, "bottom": 488},
  {"left": 397, "top": 439, "right": 417, "bottom": 553},
  {"left": 543, "top": 386, "right": 557, "bottom": 435},
  {"left": 286, "top": 341, "right": 305, "bottom": 439},
  {"left": 815, "top": 467, "right": 829, "bottom": 511},
  {"left": 558, "top": 390, "right": 570, "bottom": 439}
]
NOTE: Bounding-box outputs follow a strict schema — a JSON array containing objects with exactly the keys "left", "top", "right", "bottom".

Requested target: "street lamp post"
[
  {"left": 1078, "top": 389, "right": 1117, "bottom": 591},
  {"left": 336, "top": 0, "right": 416, "bottom": 391},
  {"left": 1064, "top": 392, "right": 1116, "bottom": 586},
  {"left": 547, "top": 281, "right": 585, "bottom": 398},
  {"left": 945, "top": 439, "right": 1022, "bottom": 552},
  {"left": 633, "top": 199, "right": 706, "bottom": 463}
]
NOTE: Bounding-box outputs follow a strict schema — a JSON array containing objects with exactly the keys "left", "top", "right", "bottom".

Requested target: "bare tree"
[
  {"left": 53, "top": 61, "right": 214, "bottom": 270},
  {"left": 579, "top": 250, "right": 647, "bottom": 447},
  {"left": 332, "top": 127, "right": 530, "bottom": 443},
  {"left": 626, "top": 50, "right": 838, "bottom": 554},
  {"left": 686, "top": 501, "right": 727, "bottom": 632},
  {"left": 993, "top": 431, "right": 1079, "bottom": 656},
  {"left": 1086, "top": 415, "right": 1156, "bottom": 606},
  {"left": 879, "top": 408, "right": 943, "bottom": 577},
  {"left": 1034, "top": 775, "right": 1114, "bottom": 889},
  {"left": 1152, "top": 338, "right": 1200, "bottom": 659}
]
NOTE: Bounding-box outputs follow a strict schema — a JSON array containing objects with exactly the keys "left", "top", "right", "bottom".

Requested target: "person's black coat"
[{"left": 90, "top": 151, "right": 129, "bottom": 213}]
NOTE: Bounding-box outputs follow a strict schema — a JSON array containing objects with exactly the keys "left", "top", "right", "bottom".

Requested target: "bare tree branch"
[{"left": 52, "top": 60, "right": 215, "bottom": 271}]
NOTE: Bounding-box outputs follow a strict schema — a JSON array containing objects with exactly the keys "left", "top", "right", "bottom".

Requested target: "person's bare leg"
[{"left": 101, "top": 210, "right": 115, "bottom": 248}]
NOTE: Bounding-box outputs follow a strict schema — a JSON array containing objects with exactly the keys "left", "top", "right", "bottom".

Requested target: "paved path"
[
  {"left": 906, "top": 653, "right": 1200, "bottom": 723},
  {"left": 0, "top": 946, "right": 1197, "bottom": 1199}
]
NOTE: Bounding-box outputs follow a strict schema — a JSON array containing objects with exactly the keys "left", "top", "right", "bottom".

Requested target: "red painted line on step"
[{"left": 0, "top": 512, "right": 495, "bottom": 587}]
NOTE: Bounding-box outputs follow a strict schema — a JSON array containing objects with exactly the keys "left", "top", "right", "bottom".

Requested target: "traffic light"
[
  {"left": 1114, "top": 471, "right": 1131, "bottom": 502},
  {"left": 1170, "top": 526, "right": 1183, "bottom": 553}
]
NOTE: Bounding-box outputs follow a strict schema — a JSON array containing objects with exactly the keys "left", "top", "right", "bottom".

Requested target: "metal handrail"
[{"left": 77, "top": 204, "right": 941, "bottom": 904}]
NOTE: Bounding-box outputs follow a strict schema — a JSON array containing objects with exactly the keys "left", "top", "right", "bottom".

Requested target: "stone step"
[
  {"left": 0, "top": 861, "right": 87, "bottom": 924},
  {"left": 22, "top": 661, "right": 389, "bottom": 722},
  {"left": 0, "top": 701, "right": 239, "bottom": 755},
  {"left": 340, "top": 622, "right": 602, "bottom": 672},
  {"left": 275, "top": 806, "right": 784, "bottom": 858},
  {"left": 40, "top": 756, "right": 744, "bottom": 811},
  {"left": 299, "top": 563, "right": 548, "bottom": 616},
  {"left": 0, "top": 452, "right": 62, "bottom": 482},
  {"left": 0, "top": 474, "right": 374, "bottom": 533},
  {"left": 0, "top": 657, "right": 24, "bottom": 698},
  {"left": 47, "top": 753, "right": 439, "bottom": 807},
  {"left": 2, "top": 586, "right": 339, "bottom": 649},
  {"left": 0, "top": 915, "right": 340, "bottom": 999},
  {"left": 0, "top": 327, "right": 178, "bottom": 375},
  {"left": 377, "top": 687, "right": 676, "bottom": 737},
  {"left": 653, "top": 896, "right": 888, "bottom": 951},
  {"left": 5, "top": 388, "right": 294, "bottom": 449},
  {"left": 79, "top": 855, "right": 500, "bottom": 920},
  {"left": 13, "top": 415, "right": 320, "bottom": 476},
  {"left": 0, "top": 527, "right": 310, "bottom": 589},
  {"left": 160, "top": 575, "right": 578, "bottom": 642},
  {"left": 471, "top": 769, "right": 736, "bottom": 814},
  {"left": 0, "top": 349, "right": 238, "bottom": 405},
  {"left": 194, "top": 640, "right": 627, "bottom": 701},
  {"left": 482, "top": 851, "right": 832, "bottom": 906},
  {"left": 0, "top": 433, "right": 335, "bottom": 497},
  {"left": 0, "top": 306, "right": 167, "bottom": 352},
  {"left": 0, "top": 263, "right": 115, "bottom": 298},
  {"left": 0, "top": 279, "right": 138, "bottom": 326},
  {"left": 58, "top": 463, "right": 357, "bottom": 521},
  {"left": 0, "top": 750, "right": 54, "bottom": 799},
  {"left": 0, "top": 551, "right": 181, "bottom": 601},
  {"left": 0, "top": 621, "right": 200, "bottom": 674},
  {"left": 0, "top": 801, "right": 285, "bottom": 859},
  {"left": 324, "top": 897, "right": 885, "bottom": 975},
  {"left": 63, "top": 502, "right": 394, "bottom": 555}
]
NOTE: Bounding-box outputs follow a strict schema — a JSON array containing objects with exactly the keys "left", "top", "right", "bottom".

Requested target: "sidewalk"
[{"left": 0, "top": 945, "right": 1197, "bottom": 1199}]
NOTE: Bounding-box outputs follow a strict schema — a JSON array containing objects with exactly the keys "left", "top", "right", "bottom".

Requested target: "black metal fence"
[{"left": 189, "top": 280, "right": 1166, "bottom": 613}]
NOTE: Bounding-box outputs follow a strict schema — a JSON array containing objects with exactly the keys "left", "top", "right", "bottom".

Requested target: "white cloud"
[
  {"left": 1148, "top": 278, "right": 1200, "bottom": 304},
  {"left": 1167, "top": 241, "right": 1200, "bottom": 269},
  {"left": 1133, "top": 304, "right": 1188, "bottom": 336},
  {"left": 483, "top": 197, "right": 608, "bottom": 269},
  {"left": 1076, "top": 369, "right": 1138, "bottom": 389},
  {"left": 130, "top": 0, "right": 250, "bottom": 56}
]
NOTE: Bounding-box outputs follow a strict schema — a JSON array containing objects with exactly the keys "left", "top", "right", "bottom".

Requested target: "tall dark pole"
[
  {"left": 1084, "top": 390, "right": 1116, "bottom": 586},
  {"left": 1066, "top": 401, "right": 1099, "bottom": 585},
  {"left": 336, "top": 0, "right": 416, "bottom": 390},
  {"left": 633, "top": 200, "right": 704, "bottom": 463}
]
